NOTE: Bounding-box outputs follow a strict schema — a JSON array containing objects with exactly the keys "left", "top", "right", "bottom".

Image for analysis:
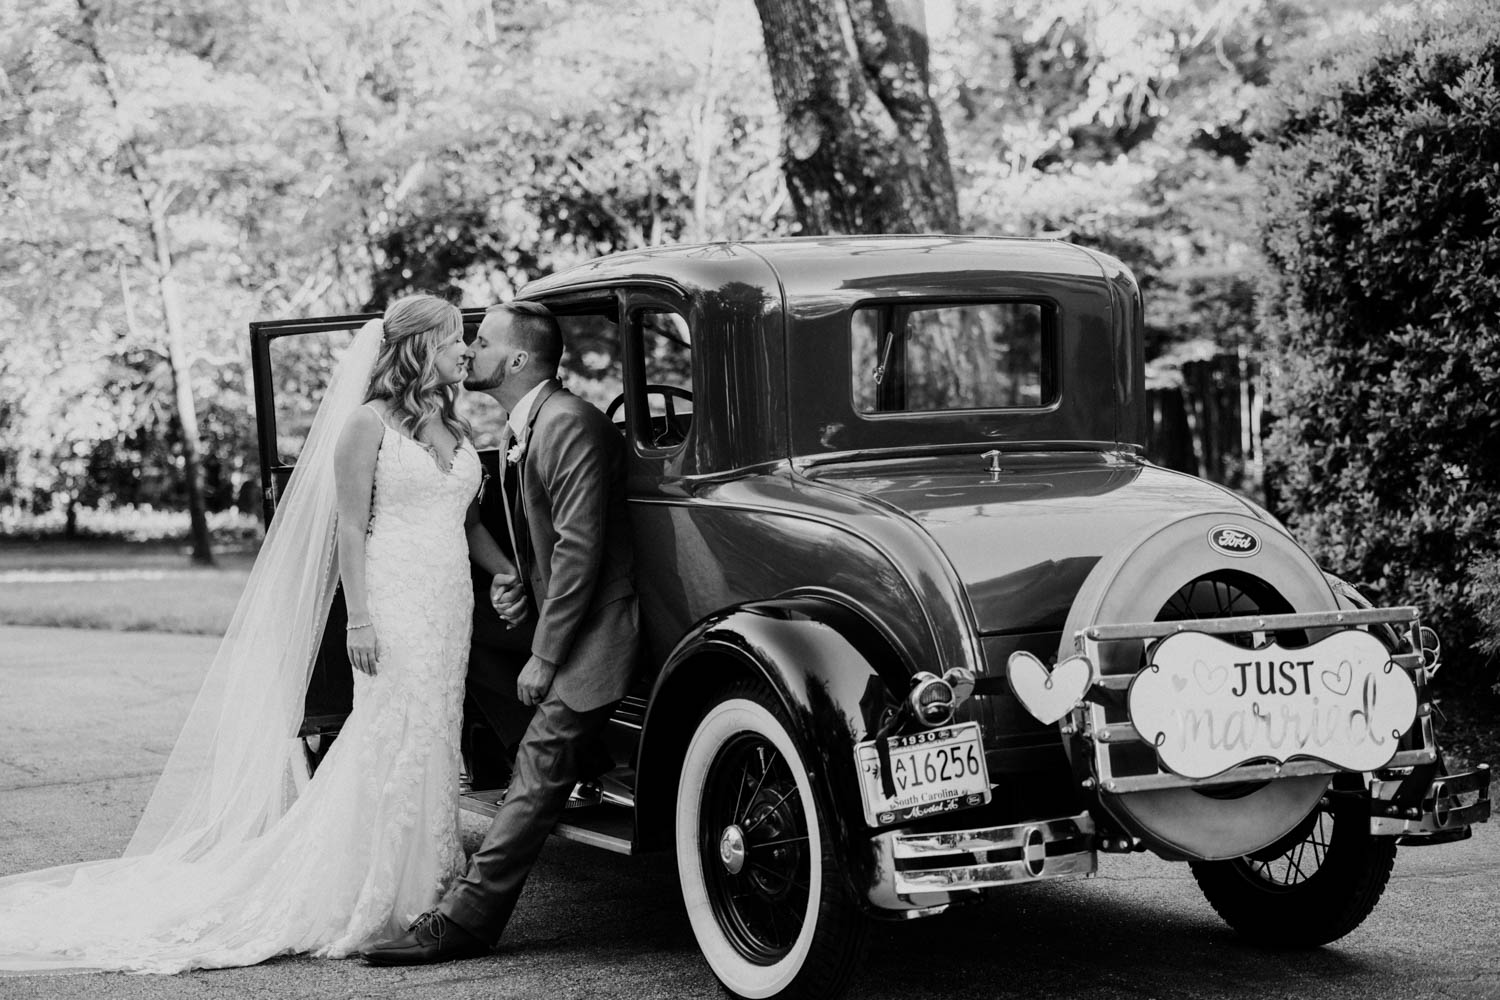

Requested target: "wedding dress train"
[{"left": 0, "top": 327, "right": 480, "bottom": 973}]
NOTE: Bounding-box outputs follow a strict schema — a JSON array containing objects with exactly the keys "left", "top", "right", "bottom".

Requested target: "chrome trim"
[
  {"left": 1093, "top": 721, "right": 1141, "bottom": 743},
  {"left": 1089, "top": 663, "right": 1440, "bottom": 693},
  {"left": 463, "top": 792, "right": 634, "bottom": 854},
  {"left": 874, "top": 902, "right": 953, "bottom": 921},
  {"left": 600, "top": 787, "right": 636, "bottom": 809},
  {"left": 1088, "top": 749, "right": 1439, "bottom": 795},
  {"left": 870, "top": 812, "right": 1097, "bottom": 901},
  {"left": 1082, "top": 606, "right": 1420, "bottom": 642},
  {"left": 550, "top": 824, "right": 633, "bottom": 855},
  {"left": 1074, "top": 605, "right": 1436, "bottom": 798},
  {"left": 1096, "top": 759, "right": 1338, "bottom": 793},
  {"left": 897, "top": 851, "right": 1096, "bottom": 891},
  {"left": 1370, "top": 764, "right": 1491, "bottom": 837}
]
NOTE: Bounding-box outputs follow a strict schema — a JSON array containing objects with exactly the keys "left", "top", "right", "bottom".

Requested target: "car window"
[
  {"left": 269, "top": 329, "right": 356, "bottom": 464},
  {"left": 558, "top": 311, "right": 624, "bottom": 414},
  {"left": 850, "top": 301, "right": 1056, "bottom": 414},
  {"left": 631, "top": 306, "right": 693, "bottom": 450},
  {"left": 641, "top": 310, "right": 691, "bottom": 398}
]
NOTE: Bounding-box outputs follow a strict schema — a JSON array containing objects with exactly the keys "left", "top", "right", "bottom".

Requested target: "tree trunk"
[
  {"left": 689, "top": 0, "right": 728, "bottom": 243},
  {"left": 752, "top": 0, "right": 960, "bottom": 234},
  {"left": 152, "top": 206, "right": 215, "bottom": 566},
  {"left": 76, "top": 0, "right": 214, "bottom": 565}
]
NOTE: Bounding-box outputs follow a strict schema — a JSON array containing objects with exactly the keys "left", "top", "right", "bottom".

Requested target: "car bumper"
[{"left": 867, "top": 811, "right": 1097, "bottom": 912}]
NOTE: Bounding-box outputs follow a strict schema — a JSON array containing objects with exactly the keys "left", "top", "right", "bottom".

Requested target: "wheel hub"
[{"left": 719, "top": 823, "right": 747, "bottom": 875}]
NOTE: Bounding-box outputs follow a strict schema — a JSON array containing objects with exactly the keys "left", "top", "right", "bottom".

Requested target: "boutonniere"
[{"left": 506, "top": 427, "right": 529, "bottom": 466}]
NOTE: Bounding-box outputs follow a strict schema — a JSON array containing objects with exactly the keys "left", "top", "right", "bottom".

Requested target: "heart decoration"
[
  {"left": 1006, "top": 651, "right": 1097, "bottom": 725},
  {"left": 1321, "top": 659, "right": 1353, "bottom": 697},
  {"left": 1193, "top": 659, "right": 1229, "bottom": 695}
]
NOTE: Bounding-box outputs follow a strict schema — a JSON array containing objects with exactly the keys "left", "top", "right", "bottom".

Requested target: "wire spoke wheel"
[
  {"left": 700, "top": 734, "right": 812, "bottom": 962},
  {"left": 1156, "top": 571, "right": 1294, "bottom": 647},
  {"left": 1159, "top": 572, "right": 1398, "bottom": 945},
  {"left": 676, "top": 683, "right": 867, "bottom": 999},
  {"left": 1191, "top": 796, "right": 1397, "bottom": 946},
  {"left": 1246, "top": 811, "right": 1332, "bottom": 887}
]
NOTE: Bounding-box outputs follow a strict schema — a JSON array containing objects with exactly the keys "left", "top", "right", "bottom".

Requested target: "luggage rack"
[{"left": 1069, "top": 606, "right": 1438, "bottom": 796}]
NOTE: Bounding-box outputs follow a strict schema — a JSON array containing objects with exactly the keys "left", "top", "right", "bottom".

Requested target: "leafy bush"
[{"left": 1256, "top": 1, "right": 1500, "bottom": 685}]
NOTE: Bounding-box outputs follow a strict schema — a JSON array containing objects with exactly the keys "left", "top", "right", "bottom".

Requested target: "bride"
[{"left": 0, "top": 294, "right": 496, "bottom": 973}]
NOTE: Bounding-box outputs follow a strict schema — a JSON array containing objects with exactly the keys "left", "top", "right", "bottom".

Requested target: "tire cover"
[{"left": 1060, "top": 511, "right": 1335, "bottom": 861}]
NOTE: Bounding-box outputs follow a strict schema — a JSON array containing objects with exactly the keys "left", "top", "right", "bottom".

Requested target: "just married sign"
[{"left": 1128, "top": 629, "right": 1419, "bottom": 780}]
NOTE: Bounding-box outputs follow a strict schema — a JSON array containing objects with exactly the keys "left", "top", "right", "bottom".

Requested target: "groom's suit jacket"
[{"left": 507, "top": 381, "right": 637, "bottom": 712}]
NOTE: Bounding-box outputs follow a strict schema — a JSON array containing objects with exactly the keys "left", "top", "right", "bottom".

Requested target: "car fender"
[{"left": 635, "top": 595, "right": 903, "bottom": 901}]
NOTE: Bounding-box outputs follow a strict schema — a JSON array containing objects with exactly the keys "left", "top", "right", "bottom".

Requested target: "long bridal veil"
[{"left": 0, "top": 319, "right": 383, "bottom": 971}]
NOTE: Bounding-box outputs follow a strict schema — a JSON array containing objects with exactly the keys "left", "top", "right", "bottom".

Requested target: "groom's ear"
[{"left": 511, "top": 349, "right": 529, "bottom": 372}]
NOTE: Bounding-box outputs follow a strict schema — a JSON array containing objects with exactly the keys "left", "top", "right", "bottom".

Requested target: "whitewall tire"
[{"left": 675, "top": 684, "right": 866, "bottom": 999}]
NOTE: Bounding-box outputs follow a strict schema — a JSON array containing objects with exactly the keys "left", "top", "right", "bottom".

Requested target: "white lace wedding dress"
[{"left": 0, "top": 425, "right": 479, "bottom": 974}]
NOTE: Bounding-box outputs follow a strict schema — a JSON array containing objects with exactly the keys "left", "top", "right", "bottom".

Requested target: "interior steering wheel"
[{"left": 605, "top": 384, "right": 694, "bottom": 447}]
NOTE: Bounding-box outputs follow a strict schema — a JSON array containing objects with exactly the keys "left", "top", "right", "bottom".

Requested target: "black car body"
[{"left": 252, "top": 237, "right": 1490, "bottom": 1000}]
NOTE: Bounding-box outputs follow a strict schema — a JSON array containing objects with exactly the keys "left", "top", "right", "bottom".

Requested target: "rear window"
[{"left": 850, "top": 301, "right": 1057, "bottom": 414}]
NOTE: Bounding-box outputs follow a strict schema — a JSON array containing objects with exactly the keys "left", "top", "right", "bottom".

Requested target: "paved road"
[{"left": 1, "top": 625, "right": 1496, "bottom": 999}]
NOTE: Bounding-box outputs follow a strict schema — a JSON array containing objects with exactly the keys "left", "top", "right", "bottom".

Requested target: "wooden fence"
[{"left": 1144, "top": 351, "right": 1262, "bottom": 496}]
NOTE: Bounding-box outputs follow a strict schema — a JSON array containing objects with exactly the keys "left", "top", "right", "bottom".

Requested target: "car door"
[{"left": 248, "top": 308, "right": 489, "bottom": 755}]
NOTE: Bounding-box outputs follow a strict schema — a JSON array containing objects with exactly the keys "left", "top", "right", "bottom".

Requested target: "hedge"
[{"left": 1255, "top": 1, "right": 1500, "bottom": 686}]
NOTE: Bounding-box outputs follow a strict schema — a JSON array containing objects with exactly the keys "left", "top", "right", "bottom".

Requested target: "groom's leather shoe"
[{"left": 360, "top": 910, "right": 489, "bottom": 965}]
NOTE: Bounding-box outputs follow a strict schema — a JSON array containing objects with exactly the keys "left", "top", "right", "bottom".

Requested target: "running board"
[{"left": 460, "top": 791, "right": 636, "bottom": 855}]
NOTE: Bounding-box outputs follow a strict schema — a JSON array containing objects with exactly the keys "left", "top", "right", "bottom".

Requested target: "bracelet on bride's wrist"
[{"left": 346, "top": 622, "right": 373, "bottom": 631}]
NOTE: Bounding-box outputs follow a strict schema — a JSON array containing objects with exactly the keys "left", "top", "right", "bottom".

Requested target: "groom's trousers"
[
  {"left": 438, "top": 683, "right": 618, "bottom": 942},
  {"left": 463, "top": 602, "right": 536, "bottom": 787},
  {"left": 463, "top": 603, "right": 614, "bottom": 788}
]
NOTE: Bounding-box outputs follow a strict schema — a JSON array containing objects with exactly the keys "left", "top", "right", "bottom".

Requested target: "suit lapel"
[
  {"left": 516, "top": 381, "right": 563, "bottom": 497},
  {"left": 514, "top": 381, "right": 562, "bottom": 583},
  {"left": 522, "top": 382, "right": 562, "bottom": 445}
]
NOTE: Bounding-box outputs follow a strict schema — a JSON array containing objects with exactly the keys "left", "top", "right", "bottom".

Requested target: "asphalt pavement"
[{"left": 1, "top": 625, "right": 1496, "bottom": 1000}]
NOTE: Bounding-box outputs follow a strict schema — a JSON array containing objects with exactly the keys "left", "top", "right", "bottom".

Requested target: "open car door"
[{"left": 249, "top": 309, "right": 490, "bottom": 757}]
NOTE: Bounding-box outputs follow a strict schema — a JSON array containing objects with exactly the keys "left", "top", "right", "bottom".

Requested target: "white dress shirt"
[{"left": 506, "top": 380, "right": 549, "bottom": 445}]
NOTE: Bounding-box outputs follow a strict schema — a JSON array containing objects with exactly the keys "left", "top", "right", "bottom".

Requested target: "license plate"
[{"left": 854, "top": 722, "right": 991, "bottom": 827}]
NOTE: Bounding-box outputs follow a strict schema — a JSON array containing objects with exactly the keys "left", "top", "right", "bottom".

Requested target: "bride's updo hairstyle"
[{"left": 365, "top": 294, "right": 471, "bottom": 445}]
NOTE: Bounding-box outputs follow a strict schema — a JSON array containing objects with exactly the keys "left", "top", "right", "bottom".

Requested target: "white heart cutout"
[{"left": 1006, "top": 651, "right": 1096, "bottom": 725}]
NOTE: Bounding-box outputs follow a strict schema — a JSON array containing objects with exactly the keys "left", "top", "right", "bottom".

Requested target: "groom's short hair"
[{"left": 488, "top": 301, "right": 562, "bottom": 375}]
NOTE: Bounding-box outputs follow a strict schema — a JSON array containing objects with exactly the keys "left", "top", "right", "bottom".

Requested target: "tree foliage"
[
  {"left": 1256, "top": 0, "right": 1500, "bottom": 680},
  {"left": 0, "top": 0, "right": 1426, "bottom": 553},
  {"left": 937, "top": 0, "right": 1333, "bottom": 358},
  {"left": 0, "top": 0, "right": 785, "bottom": 526}
]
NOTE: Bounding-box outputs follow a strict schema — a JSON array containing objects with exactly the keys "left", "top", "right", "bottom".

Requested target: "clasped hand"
[{"left": 490, "top": 570, "right": 530, "bottom": 627}]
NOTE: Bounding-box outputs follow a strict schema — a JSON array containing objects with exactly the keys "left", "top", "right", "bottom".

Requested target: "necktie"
[{"left": 498, "top": 427, "right": 529, "bottom": 580}]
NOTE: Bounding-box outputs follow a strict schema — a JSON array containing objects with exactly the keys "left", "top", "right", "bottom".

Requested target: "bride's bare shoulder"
[{"left": 337, "top": 403, "right": 386, "bottom": 454}]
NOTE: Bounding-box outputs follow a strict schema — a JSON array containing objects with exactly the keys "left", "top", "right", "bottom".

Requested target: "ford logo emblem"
[{"left": 1209, "top": 524, "right": 1260, "bottom": 557}]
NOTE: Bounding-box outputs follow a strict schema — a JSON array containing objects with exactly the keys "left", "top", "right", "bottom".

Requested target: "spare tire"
[{"left": 1059, "top": 511, "right": 1338, "bottom": 860}]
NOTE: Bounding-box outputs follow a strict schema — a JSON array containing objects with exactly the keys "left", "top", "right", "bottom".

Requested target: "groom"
[{"left": 362, "top": 300, "right": 638, "bottom": 965}]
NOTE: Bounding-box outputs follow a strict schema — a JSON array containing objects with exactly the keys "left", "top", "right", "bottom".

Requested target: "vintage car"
[{"left": 250, "top": 236, "right": 1490, "bottom": 1000}]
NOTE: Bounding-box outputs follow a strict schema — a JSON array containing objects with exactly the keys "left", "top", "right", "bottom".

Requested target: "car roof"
[{"left": 520, "top": 235, "right": 1113, "bottom": 304}]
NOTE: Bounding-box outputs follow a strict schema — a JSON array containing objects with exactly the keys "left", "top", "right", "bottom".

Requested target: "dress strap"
[{"left": 362, "top": 402, "right": 397, "bottom": 433}]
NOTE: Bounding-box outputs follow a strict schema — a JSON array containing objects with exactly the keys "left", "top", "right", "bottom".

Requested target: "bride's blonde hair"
[{"left": 364, "top": 295, "right": 471, "bottom": 445}]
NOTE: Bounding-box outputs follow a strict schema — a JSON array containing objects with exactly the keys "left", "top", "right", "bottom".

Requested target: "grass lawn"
[{"left": 0, "top": 539, "right": 256, "bottom": 635}]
